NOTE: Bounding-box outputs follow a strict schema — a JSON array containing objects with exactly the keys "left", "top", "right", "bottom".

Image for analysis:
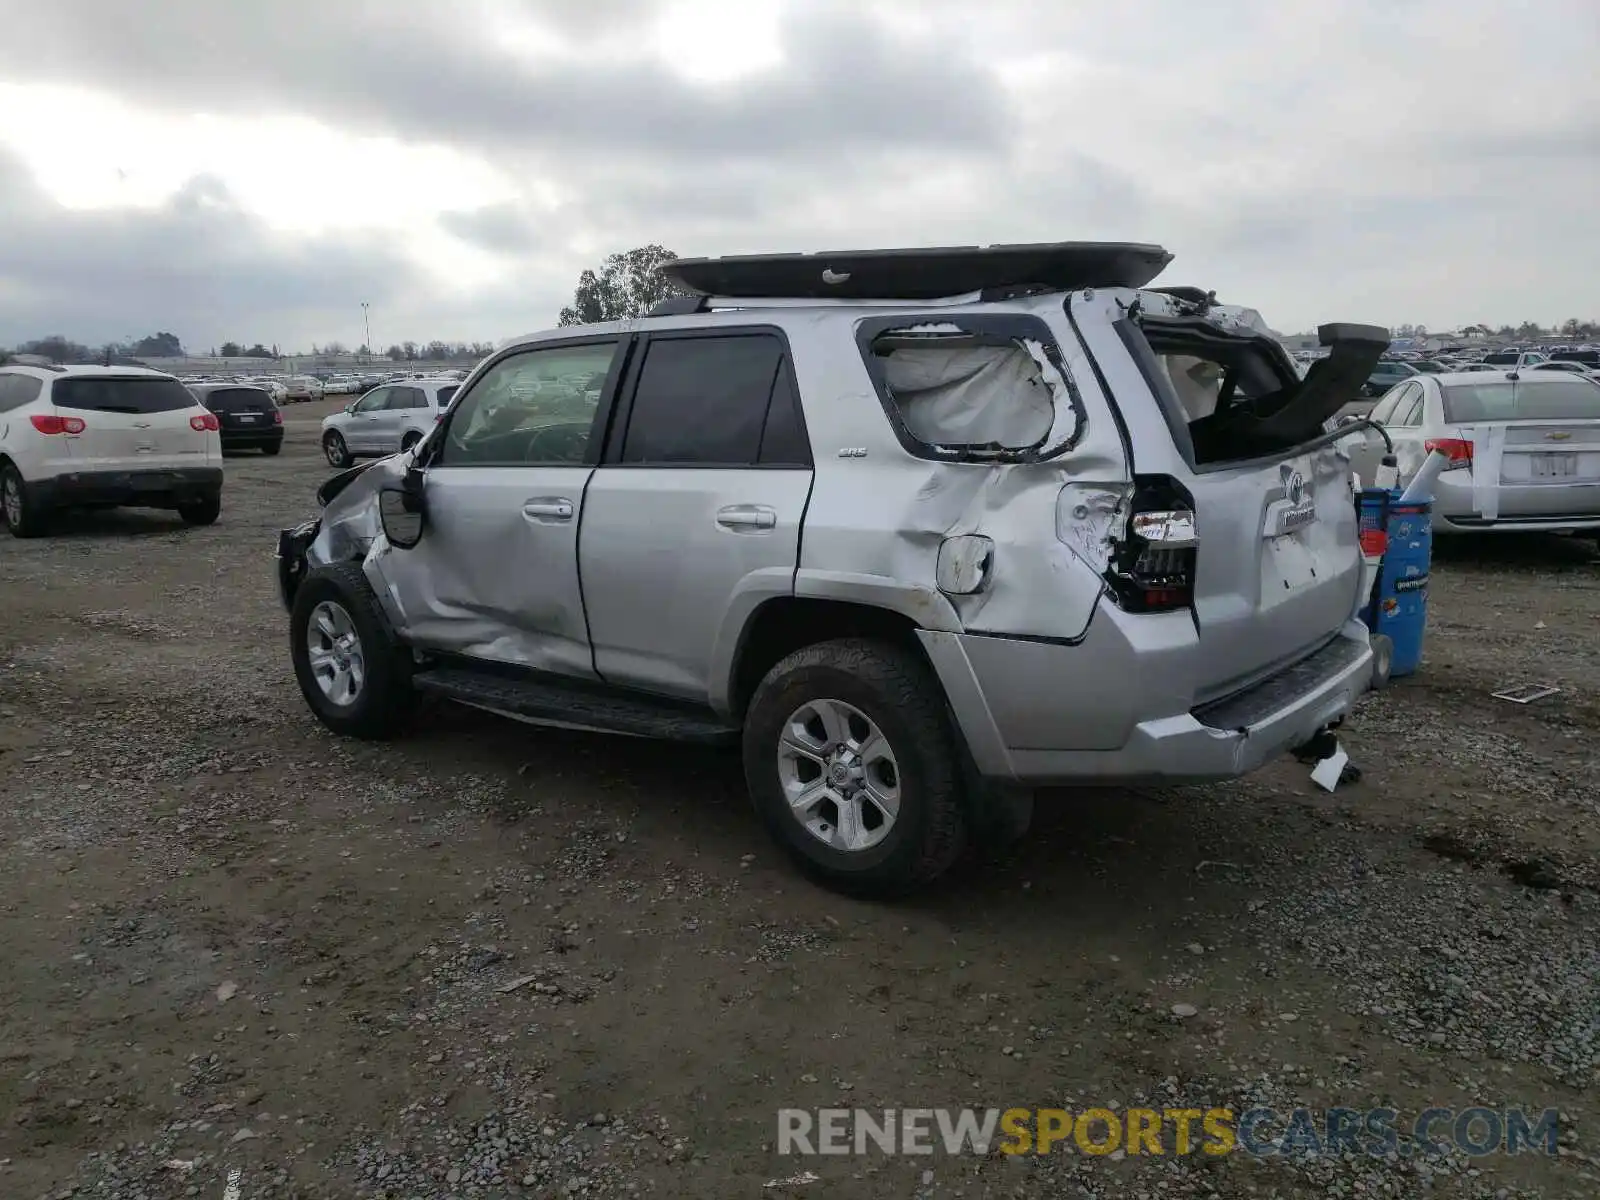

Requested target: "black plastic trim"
[{"left": 1062, "top": 297, "right": 1136, "bottom": 472}]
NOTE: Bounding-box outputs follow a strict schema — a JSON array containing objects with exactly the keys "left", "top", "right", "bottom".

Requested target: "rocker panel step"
[{"left": 414, "top": 668, "right": 740, "bottom": 745}]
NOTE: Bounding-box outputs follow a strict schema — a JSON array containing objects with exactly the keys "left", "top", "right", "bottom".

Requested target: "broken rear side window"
[{"left": 860, "top": 319, "right": 1081, "bottom": 461}]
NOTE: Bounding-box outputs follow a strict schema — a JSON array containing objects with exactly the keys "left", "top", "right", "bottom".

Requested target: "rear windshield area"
[
  {"left": 200, "top": 387, "right": 273, "bottom": 412},
  {"left": 1126, "top": 321, "right": 1317, "bottom": 464},
  {"left": 863, "top": 323, "right": 1078, "bottom": 458},
  {"left": 437, "top": 385, "right": 458, "bottom": 406},
  {"left": 1443, "top": 379, "right": 1600, "bottom": 423},
  {"left": 52, "top": 377, "right": 197, "bottom": 413}
]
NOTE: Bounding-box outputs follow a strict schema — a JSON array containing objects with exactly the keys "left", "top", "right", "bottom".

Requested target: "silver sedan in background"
[{"left": 1347, "top": 371, "right": 1600, "bottom": 534}]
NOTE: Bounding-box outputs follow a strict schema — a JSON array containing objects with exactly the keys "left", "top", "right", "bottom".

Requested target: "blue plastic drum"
[{"left": 1357, "top": 488, "right": 1432, "bottom": 678}]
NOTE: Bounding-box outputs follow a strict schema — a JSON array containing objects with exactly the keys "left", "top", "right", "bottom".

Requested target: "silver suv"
[{"left": 276, "top": 242, "right": 1391, "bottom": 893}]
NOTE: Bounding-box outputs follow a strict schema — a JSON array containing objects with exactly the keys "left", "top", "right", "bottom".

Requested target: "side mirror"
[{"left": 378, "top": 483, "right": 424, "bottom": 549}]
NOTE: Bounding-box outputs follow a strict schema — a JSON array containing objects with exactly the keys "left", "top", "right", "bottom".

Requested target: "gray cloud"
[
  {"left": 0, "top": 151, "right": 426, "bottom": 349},
  {"left": 1, "top": 0, "right": 1597, "bottom": 345},
  {"left": 4, "top": 2, "right": 1007, "bottom": 165}
]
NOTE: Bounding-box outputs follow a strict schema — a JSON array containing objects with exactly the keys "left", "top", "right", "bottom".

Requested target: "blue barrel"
[{"left": 1357, "top": 488, "right": 1432, "bottom": 678}]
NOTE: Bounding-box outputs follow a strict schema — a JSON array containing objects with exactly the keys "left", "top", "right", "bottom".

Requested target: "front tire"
[
  {"left": 1, "top": 463, "right": 48, "bottom": 538},
  {"left": 742, "top": 638, "right": 967, "bottom": 896},
  {"left": 324, "top": 431, "right": 353, "bottom": 468},
  {"left": 290, "top": 562, "right": 413, "bottom": 738},
  {"left": 177, "top": 493, "right": 221, "bottom": 525}
]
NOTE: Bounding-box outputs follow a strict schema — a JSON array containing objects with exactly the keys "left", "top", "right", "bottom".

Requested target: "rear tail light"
[
  {"left": 435, "top": 414, "right": 444, "bottom": 423},
  {"left": 1107, "top": 478, "right": 1197, "bottom": 613},
  {"left": 29, "top": 414, "right": 85, "bottom": 435},
  {"left": 1424, "top": 437, "right": 1473, "bottom": 470},
  {"left": 272, "top": 409, "right": 284, "bottom": 425},
  {"left": 191, "top": 412, "right": 221, "bottom": 432}
]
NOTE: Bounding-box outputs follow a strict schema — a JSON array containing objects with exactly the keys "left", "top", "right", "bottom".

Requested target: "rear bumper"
[
  {"left": 922, "top": 619, "right": 1374, "bottom": 787},
  {"left": 34, "top": 467, "right": 223, "bottom": 508},
  {"left": 220, "top": 427, "right": 284, "bottom": 448},
  {"left": 1432, "top": 475, "right": 1600, "bottom": 533}
]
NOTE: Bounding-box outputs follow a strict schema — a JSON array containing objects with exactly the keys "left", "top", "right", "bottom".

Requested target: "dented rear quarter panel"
[{"left": 790, "top": 297, "right": 1132, "bottom": 644}]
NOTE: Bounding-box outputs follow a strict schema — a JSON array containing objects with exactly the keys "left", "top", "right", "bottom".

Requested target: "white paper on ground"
[{"left": 1310, "top": 744, "right": 1349, "bottom": 793}]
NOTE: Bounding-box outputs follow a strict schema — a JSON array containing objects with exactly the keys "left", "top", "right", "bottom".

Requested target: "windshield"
[
  {"left": 1443, "top": 379, "right": 1600, "bottom": 423},
  {"left": 52, "top": 377, "right": 196, "bottom": 413}
]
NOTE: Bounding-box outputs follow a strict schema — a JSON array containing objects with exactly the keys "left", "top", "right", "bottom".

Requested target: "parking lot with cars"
[{"left": 3, "top": 378, "right": 1600, "bottom": 1199}]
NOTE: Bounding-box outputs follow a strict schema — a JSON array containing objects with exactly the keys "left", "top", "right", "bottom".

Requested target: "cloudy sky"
[{"left": 1, "top": 0, "right": 1596, "bottom": 352}]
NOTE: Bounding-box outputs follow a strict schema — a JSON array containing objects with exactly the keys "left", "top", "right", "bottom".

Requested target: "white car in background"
[
  {"left": 320, "top": 377, "right": 461, "bottom": 467},
  {"left": 249, "top": 377, "right": 289, "bottom": 402},
  {"left": 0, "top": 365, "right": 224, "bottom": 537},
  {"left": 1349, "top": 371, "right": 1600, "bottom": 534}
]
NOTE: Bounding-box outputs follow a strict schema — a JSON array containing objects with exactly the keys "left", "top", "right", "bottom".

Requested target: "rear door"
[
  {"left": 48, "top": 375, "right": 209, "bottom": 472},
  {"left": 579, "top": 328, "right": 813, "bottom": 703},
  {"left": 1070, "top": 293, "right": 1367, "bottom": 697},
  {"left": 374, "top": 386, "right": 424, "bottom": 453}
]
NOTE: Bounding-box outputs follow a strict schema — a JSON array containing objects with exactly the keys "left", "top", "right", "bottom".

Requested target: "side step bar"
[{"left": 413, "top": 668, "right": 740, "bottom": 745}]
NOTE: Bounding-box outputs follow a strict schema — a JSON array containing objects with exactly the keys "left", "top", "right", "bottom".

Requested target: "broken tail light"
[
  {"left": 1423, "top": 437, "right": 1473, "bottom": 470},
  {"left": 272, "top": 409, "right": 284, "bottom": 425},
  {"left": 1107, "top": 477, "right": 1197, "bottom": 613}
]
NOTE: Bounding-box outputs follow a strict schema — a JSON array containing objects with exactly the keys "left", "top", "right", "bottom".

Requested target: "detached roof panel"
[{"left": 663, "top": 241, "right": 1173, "bottom": 300}]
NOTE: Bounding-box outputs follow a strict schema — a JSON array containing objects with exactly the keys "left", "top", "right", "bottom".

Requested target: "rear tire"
[
  {"left": 1, "top": 463, "right": 48, "bottom": 538},
  {"left": 290, "top": 562, "right": 413, "bottom": 738},
  {"left": 742, "top": 638, "right": 967, "bottom": 896},
  {"left": 324, "top": 431, "right": 353, "bottom": 468},
  {"left": 262, "top": 442, "right": 283, "bottom": 457},
  {"left": 177, "top": 493, "right": 221, "bottom": 526}
]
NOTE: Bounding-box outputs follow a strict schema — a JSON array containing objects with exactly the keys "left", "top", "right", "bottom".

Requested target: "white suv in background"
[
  {"left": 0, "top": 364, "right": 224, "bottom": 538},
  {"left": 319, "top": 377, "right": 461, "bottom": 467}
]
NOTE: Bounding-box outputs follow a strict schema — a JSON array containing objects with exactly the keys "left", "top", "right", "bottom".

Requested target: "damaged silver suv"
[{"left": 276, "top": 242, "right": 1391, "bottom": 893}]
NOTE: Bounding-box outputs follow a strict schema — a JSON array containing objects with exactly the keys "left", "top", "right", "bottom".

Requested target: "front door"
[{"left": 367, "top": 337, "right": 628, "bottom": 678}]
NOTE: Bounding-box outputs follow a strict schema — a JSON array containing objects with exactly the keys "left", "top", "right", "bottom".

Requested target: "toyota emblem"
[{"left": 1281, "top": 465, "right": 1306, "bottom": 505}]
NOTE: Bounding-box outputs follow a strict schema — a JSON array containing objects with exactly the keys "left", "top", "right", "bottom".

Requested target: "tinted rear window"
[
  {"left": 437, "top": 385, "right": 458, "bottom": 405},
  {"left": 201, "top": 387, "right": 273, "bottom": 412},
  {"left": 1443, "top": 379, "right": 1600, "bottom": 423},
  {"left": 1483, "top": 353, "right": 1520, "bottom": 364},
  {"left": 53, "top": 377, "right": 196, "bottom": 414}
]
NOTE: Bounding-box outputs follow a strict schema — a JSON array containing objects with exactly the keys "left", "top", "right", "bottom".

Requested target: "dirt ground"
[{"left": 2, "top": 399, "right": 1598, "bottom": 1199}]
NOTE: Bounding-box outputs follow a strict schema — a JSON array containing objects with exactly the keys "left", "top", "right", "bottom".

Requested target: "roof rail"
[{"left": 695, "top": 290, "right": 988, "bottom": 311}]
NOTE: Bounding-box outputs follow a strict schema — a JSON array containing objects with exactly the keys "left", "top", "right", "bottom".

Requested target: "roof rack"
[
  {"left": 645, "top": 290, "right": 994, "bottom": 317},
  {"left": 661, "top": 241, "right": 1171, "bottom": 302}
]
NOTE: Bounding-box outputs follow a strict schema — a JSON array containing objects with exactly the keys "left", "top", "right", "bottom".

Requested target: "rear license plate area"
[{"left": 1533, "top": 453, "right": 1577, "bottom": 478}]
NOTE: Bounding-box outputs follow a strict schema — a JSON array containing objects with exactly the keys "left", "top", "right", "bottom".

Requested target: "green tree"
[
  {"left": 244, "top": 343, "right": 272, "bottom": 358},
  {"left": 131, "top": 331, "right": 183, "bottom": 357},
  {"left": 386, "top": 344, "right": 405, "bottom": 361},
  {"left": 557, "top": 244, "right": 682, "bottom": 326},
  {"left": 219, "top": 341, "right": 242, "bottom": 357}
]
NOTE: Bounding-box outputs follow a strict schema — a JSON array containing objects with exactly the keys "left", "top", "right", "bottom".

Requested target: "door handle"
[
  {"left": 717, "top": 505, "right": 777, "bottom": 531},
  {"left": 523, "top": 498, "right": 574, "bottom": 521}
]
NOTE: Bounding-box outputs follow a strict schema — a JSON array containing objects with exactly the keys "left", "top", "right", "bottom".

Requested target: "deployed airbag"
[{"left": 880, "top": 343, "right": 1054, "bottom": 448}]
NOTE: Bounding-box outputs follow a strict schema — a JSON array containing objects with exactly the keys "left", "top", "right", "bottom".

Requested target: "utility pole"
[{"left": 361, "top": 302, "right": 371, "bottom": 363}]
